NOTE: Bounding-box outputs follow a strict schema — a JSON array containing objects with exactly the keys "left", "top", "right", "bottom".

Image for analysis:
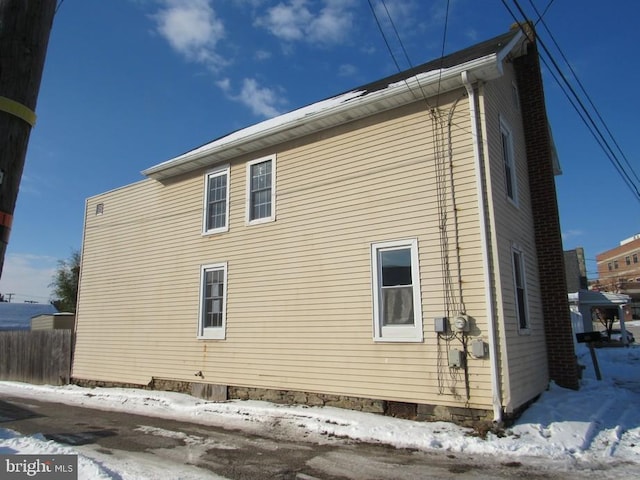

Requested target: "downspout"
[{"left": 461, "top": 71, "right": 503, "bottom": 423}]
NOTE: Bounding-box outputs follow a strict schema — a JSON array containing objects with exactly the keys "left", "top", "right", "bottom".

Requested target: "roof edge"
[{"left": 144, "top": 30, "right": 526, "bottom": 181}]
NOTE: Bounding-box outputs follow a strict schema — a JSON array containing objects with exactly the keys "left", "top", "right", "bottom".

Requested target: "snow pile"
[
  {"left": 0, "top": 428, "right": 113, "bottom": 479},
  {"left": 0, "top": 343, "right": 639, "bottom": 478}
]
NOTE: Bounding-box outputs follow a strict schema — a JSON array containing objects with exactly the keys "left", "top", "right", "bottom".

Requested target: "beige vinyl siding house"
[
  {"left": 480, "top": 63, "right": 550, "bottom": 411},
  {"left": 73, "top": 26, "right": 578, "bottom": 423}
]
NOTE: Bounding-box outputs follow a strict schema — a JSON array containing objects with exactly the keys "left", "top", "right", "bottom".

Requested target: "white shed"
[{"left": 568, "top": 290, "right": 631, "bottom": 345}]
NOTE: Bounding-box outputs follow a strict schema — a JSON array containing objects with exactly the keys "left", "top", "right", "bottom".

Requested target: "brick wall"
[{"left": 513, "top": 29, "right": 580, "bottom": 390}]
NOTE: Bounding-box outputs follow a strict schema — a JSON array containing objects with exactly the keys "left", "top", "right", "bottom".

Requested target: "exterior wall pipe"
[{"left": 461, "top": 71, "right": 503, "bottom": 423}]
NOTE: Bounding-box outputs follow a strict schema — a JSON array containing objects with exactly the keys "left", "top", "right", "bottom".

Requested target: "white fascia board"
[{"left": 143, "top": 54, "right": 508, "bottom": 181}]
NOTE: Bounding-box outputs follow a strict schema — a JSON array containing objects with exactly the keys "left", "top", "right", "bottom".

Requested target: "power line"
[
  {"left": 533, "top": 0, "right": 556, "bottom": 25},
  {"left": 366, "top": 0, "right": 403, "bottom": 74},
  {"left": 526, "top": 0, "right": 640, "bottom": 187},
  {"left": 365, "top": 0, "right": 435, "bottom": 108},
  {"left": 501, "top": 0, "right": 640, "bottom": 204},
  {"left": 379, "top": 0, "right": 413, "bottom": 70},
  {"left": 435, "top": 0, "right": 452, "bottom": 106}
]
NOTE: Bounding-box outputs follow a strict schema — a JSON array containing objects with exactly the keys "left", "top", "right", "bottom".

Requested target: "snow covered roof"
[
  {"left": 568, "top": 290, "right": 632, "bottom": 306},
  {"left": 143, "top": 29, "right": 526, "bottom": 181},
  {"left": 0, "top": 302, "right": 58, "bottom": 331}
]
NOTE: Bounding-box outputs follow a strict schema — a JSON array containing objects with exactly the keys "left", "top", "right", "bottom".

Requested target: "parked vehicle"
[{"left": 601, "top": 329, "right": 635, "bottom": 344}]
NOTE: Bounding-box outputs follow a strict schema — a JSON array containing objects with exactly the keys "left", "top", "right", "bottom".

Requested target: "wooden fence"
[{"left": 0, "top": 330, "right": 73, "bottom": 385}]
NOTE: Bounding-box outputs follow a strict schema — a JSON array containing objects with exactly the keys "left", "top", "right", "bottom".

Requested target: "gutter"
[{"left": 461, "top": 71, "right": 503, "bottom": 423}]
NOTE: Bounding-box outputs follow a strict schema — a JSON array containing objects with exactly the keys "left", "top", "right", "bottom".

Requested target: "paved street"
[{"left": 0, "top": 395, "right": 629, "bottom": 479}]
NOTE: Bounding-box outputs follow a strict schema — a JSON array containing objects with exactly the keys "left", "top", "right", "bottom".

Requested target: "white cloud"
[
  {"left": 236, "top": 78, "right": 284, "bottom": 118},
  {"left": 217, "top": 77, "right": 285, "bottom": 118},
  {"left": 373, "top": 0, "right": 419, "bottom": 31},
  {"left": 562, "top": 229, "right": 584, "bottom": 242},
  {"left": 465, "top": 28, "right": 478, "bottom": 42},
  {"left": 255, "top": 0, "right": 311, "bottom": 41},
  {"left": 255, "top": 0, "right": 355, "bottom": 46},
  {"left": 338, "top": 63, "right": 357, "bottom": 77},
  {"left": 216, "top": 77, "right": 231, "bottom": 92},
  {"left": 151, "top": 1, "right": 287, "bottom": 118},
  {"left": 152, "top": 0, "right": 227, "bottom": 69},
  {"left": 0, "top": 253, "right": 57, "bottom": 303},
  {"left": 254, "top": 49, "right": 272, "bottom": 61}
]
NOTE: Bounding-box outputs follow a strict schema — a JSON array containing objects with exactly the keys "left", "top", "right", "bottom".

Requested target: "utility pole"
[{"left": 0, "top": 0, "right": 57, "bottom": 278}]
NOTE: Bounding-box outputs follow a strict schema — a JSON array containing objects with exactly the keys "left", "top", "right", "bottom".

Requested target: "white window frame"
[
  {"left": 202, "top": 165, "right": 230, "bottom": 235},
  {"left": 500, "top": 118, "right": 518, "bottom": 206},
  {"left": 371, "top": 239, "right": 423, "bottom": 342},
  {"left": 512, "top": 246, "right": 530, "bottom": 332},
  {"left": 245, "top": 154, "right": 276, "bottom": 225},
  {"left": 198, "top": 262, "right": 228, "bottom": 340}
]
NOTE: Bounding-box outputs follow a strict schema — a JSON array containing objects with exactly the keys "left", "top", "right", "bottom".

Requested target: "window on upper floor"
[
  {"left": 500, "top": 119, "right": 518, "bottom": 205},
  {"left": 626, "top": 256, "right": 631, "bottom": 266},
  {"left": 198, "top": 262, "right": 227, "bottom": 339},
  {"left": 614, "top": 260, "right": 619, "bottom": 269},
  {"left": 511, "top": 82, "right": 520, "bottom": 111},
  {"left": 371, "top": 239, "right": 423, "bottom": 342},
  {"left": 246, "top": 155, "right": 276, "bottom": 225},
  {"left": 203, "top": 166, "right": 230, "bottom": 235},
  {"left": 634, "top": 254, "right": 638, "bottom": 264},
  {"left": 512, "top": 246, "right": 529, "bottom": 331}
]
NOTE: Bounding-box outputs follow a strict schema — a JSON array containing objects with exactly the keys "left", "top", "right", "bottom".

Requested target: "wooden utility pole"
[{"left": 0, "top": 0, "right": 57, "bottom": 278}]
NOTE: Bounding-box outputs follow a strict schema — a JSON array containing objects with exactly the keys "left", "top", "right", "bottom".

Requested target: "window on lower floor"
[
  {"left": 203, "top": 166, "right": 230, "bottom": 235},
  {"left": 512, "top": 247, "right": 529, "bottom": 331},
  {"left": 198, "top": 262, "right": 227, "bottom": 339},
  {"left": 246, "top": 155, "right": 275, "bottom": 224},
  {"left": 371, "top": 239, "right": 423, "bottom": 342}
]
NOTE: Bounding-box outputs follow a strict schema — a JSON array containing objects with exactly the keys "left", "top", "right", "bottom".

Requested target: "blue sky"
[{"left": 0, "top": 0, "right": 638, "bottom": 303}]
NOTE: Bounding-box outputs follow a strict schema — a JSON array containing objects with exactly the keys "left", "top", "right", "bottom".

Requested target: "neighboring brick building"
[{"left": 595, "top": 234, "right": 640, "bottom": 318}]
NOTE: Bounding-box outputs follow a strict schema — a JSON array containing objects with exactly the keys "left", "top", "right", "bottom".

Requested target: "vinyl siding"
[
  {"left": 75, "top": 90, "right": 495, "bottom": 409},
  {"left": 480, "top": 63, "right": 549, "bottom": 411}
]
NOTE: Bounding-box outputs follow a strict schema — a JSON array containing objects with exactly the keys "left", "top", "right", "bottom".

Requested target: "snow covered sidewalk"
[{"left": 1, "top": 343, "right": 639, "bottom": 478}]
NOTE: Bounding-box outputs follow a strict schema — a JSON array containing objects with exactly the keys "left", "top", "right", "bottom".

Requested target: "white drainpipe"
[{"left": 461, "top": 71, "right": 503, "bottom": 423}]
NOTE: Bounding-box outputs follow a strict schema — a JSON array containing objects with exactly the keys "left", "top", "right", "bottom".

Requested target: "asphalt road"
[{"left": 0, "top": 395, "right": 630, "bottom": 479}]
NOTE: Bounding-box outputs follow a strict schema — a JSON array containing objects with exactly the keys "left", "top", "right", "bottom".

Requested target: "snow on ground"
[{"left": 1, "top": 343, "right": 639, "bottom": 479}]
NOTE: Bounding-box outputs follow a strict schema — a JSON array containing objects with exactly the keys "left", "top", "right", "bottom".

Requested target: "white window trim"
[
  {"left": 245, "top": 154, "right": 276, "bottom": 225},
  {"left": 500, "top": 117, "right": 518, "bottom": 207},
  {"left": 202, "top": 165, "right": 230, "bottom": 235},
  {"left": 371, "top": 238, "right": 423, "bottom": 342},
  {"left": 197, "top": 262, "right": 228, "bottom": 340},
  {"left": 511, "top": 245, "right": 530, "bottom": 333}
]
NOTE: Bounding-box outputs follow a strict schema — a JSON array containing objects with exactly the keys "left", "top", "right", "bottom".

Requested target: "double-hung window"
[
  {"left": 512, "top": 247, "right": 529, "bottom": 331},
  {"left": 198, "top": 262, "right": 227, "bottom": 339},
  {"left": 246, "top": 155, "right": 275, "bottom": 224},
  {"left": 371, "top": 239, "right": 423, "bottom": 342},
  {"left": 500, "top": 119, "right": 517, "bottom": 205},
  {"left": 203, "top": 166, "right": 230, "bottom": 234}
]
